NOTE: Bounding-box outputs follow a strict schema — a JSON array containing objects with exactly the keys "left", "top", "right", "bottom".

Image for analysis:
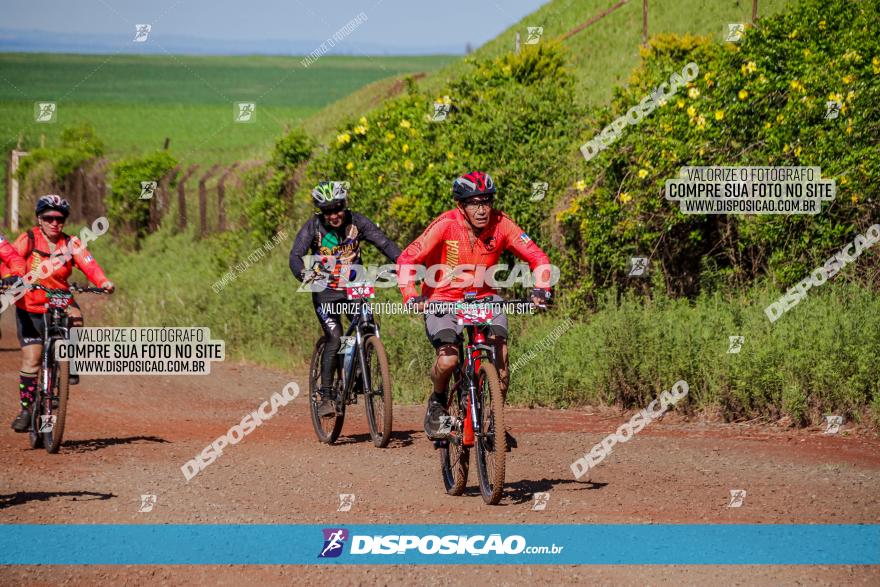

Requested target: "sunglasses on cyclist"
[
  {"left": 321, "top": 203, "right": 346, "bottom": 215},
  {"left": 40, "top": 215, "right": 66, "bottom": 224},
  {"left": 464, "top": 197, "right": 494, "bottom": 210}
]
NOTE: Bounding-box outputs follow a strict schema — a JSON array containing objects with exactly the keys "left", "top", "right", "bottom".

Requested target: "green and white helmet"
[{"left": 311, "top": 181, "right": 348, "bottom": 210}]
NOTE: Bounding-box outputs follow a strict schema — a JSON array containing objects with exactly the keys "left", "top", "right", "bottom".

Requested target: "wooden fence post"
[
  {"left": 752, "top": 0, "right": 758, "bottom": 22},
  {"left": 177, "top": 164, "right": 200, "bottom": 230},
  {"left": 198, "top": 164, "right": 221, "bottom": 236},
  {"left": 216, "top": 163, "right": 239, "bottom": 233}
]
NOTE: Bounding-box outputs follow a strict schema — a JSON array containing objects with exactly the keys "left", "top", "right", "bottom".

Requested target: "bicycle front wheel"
[
  {"left": 362, "top": 336, "right": 393, "bottom": 448},
  {"left": 474, "top": 361, "right": 506, "bottom": 505},
  {"left": 308, "top": 338, "right": 344, "bottom": 444},
  {"left": 44, "top": 343, "right": 70, "bottom": 454}
]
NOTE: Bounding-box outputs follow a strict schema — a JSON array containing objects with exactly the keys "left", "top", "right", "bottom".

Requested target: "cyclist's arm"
[
  {"left": 70, "top": 236, "right": 110, "bottom": 287},
  {"left": 500, "top": 216, "right": 553, "bottom": 289},
  {"left": 0, "top": 237, "right": 27, "bottom": 276},
  {"left": 396, "top": 217, "right": 449, "bottom": 303},
  {"left": 288, "top": 218, "right": 315, "bottom": 282},
  {"left": 352, "top": 212, "right": 401, "bottom": 263}
]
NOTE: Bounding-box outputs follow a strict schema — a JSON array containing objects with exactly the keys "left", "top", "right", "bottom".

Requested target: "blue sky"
[{"left": 0, "top": 0, "right": 549, "bottom": 54}]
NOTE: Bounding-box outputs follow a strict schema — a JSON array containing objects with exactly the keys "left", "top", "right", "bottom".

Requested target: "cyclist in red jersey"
[
  {"left": 396, "top": 171, "right": 552, "bottom": 444},
  {"left": 6, "top": 195, "right": 114, "bottom": 432}
]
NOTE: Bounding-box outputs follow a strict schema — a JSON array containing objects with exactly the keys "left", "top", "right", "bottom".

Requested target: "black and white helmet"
[{"left": 311, "top": 181, "right": 348, "bottom": 210}]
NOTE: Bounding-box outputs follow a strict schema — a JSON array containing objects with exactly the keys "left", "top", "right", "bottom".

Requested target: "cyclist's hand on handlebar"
[
  {"left": 530, "top": 288, "right": 551, "bottom": 310},
  {"left": 406, "top": 295, "right": 427, "bottom": 313},
  {"left": 100, "top": 281, "right": 115, "bottom": 294},
  {"left": 0, "top": 275, "right": 23, "bottom": 289}
]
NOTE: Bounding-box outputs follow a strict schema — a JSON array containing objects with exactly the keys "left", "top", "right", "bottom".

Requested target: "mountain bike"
[
  {"left": 7, "top": 283, "right": 109, "bottom": 453},
  {"left": 431, "top": 294, "right": 537, "bottom": 505},
  {"left": 308, "top": 277, "right": 393, "bottom": 447}
]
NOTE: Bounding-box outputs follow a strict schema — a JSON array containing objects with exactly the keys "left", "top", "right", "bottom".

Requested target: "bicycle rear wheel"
[
  {"left": 362, "top": 336, "right": 393, "bottom": 448},
  {"left": 440, "top": 384, "right": 469, "bottom": 496},
  {"left": 309, "top": 338, "right": 344, "bottom": 444},
  {"left": 474, "top": 362, "right": 506, "bottom": 505},
  {"left": 43, "top": 347, "right": 70, "bottom": 453}
]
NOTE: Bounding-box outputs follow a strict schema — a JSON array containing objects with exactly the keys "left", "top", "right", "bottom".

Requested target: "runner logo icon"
[{"left": 319, "top": 528, "right": 349, "bottom": 558}]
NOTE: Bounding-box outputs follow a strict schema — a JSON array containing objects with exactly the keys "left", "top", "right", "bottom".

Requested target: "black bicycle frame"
[
  {"left": 340, "top": 296, "right": 379, "bottom": 400},
  {"left": 40, "top": 296, "right": 71, "bottom": 403}
]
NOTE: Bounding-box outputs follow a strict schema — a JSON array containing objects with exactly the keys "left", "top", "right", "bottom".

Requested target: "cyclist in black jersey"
[{"left": 289, "top": 182, "right": 401, "bottom": 417}]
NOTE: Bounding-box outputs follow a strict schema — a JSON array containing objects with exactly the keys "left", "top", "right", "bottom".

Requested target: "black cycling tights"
[{"left": 312, "top": 296, "right": 350, "bottom": 390}]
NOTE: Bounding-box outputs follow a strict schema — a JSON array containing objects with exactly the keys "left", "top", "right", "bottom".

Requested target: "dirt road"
[{"left": 1, "top": 302, "right": 878, "bottom": 585}]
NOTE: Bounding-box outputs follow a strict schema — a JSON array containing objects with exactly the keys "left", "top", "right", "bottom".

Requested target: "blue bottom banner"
[{"left": 1, "top": 524, "right": 877, "bottom": 564}]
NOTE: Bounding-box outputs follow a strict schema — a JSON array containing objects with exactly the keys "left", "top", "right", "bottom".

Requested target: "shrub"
[
  {"left": 106, "top": 151, "right": 178, "bottom": 248},
  {"left": 558, "top": 0, "right": 879, "bottom": 299}
]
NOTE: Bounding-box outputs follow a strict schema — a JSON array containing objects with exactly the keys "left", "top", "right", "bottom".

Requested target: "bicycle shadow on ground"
[
  {"left": 61, "top": 435, "right": 169, "bottom": 453},
  {"left": 0, "top": 490, "right": 115, "bottom": 510},
  {"left": 500, "top": 477, "right": 608, "bottom": 505},
  {"left": 335, "top": 429, "right": 417, "bottom": 448}
]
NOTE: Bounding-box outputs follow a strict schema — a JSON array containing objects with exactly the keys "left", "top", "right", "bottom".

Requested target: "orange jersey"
[
  {"left": 396, "top": 208, "right": 551, "bottom": 302},
  {"left": 12, "top": 227, "right": 108, "bottom": 314}
]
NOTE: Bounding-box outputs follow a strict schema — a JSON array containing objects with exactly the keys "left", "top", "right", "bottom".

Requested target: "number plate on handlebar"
[
  {"left": 345, "top": 282, "right": 375, "bottom": 300},
  {"left": 455, "top": 302, "right": 495, "bottom": 326},
  {"left": 47, "top": 295, "right": 72, "bottom": 309}
]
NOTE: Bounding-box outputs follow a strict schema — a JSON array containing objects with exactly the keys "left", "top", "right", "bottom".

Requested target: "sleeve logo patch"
[
  {"left": 84, "top": 255, "right": 94, "bottom": 263},
  {"left": 519, "top": 233, "right": 531, "bottom": 243}
]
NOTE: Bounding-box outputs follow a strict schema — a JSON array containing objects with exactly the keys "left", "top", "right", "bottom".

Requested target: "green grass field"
[{"left": 0, "top": 53, "right": 454, "bottom": 206}]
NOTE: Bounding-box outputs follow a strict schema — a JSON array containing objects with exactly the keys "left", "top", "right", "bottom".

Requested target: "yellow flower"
[
  {"left": 385, "top": 131, "right": 396, "bottom": 141},
  {"left": 440, "top": 95, "right": 452, "bottom": 105},
  {"left": 738, "top": 89, "right": 749, "bottom": 100},
  {"left": 619, "top": 192, "right": 632, "bottom": 203},
  {"left": 688, "top": 87, "right": 700, "bottom": 99},
  {"left": 399, "top": 119, "right": 412, "bottom": 129},
  {"left": 638, "top": 169, "right": 649, "bottom": 179},
  {"left": 676, "top": 99, "right": 685, "bottom": 109},
  {"left": 873, "top": 56, "right": 880, "bottom": 74},
  {"left": 428, "top": 163, "right": 434, "bottom": 169},
  {"left": 354, "top": 125, "right": 367, "bottom": 135},
  {"left": 404, "top": 159, "right": 414, "bottom": 172},
  {"left": 696, "top": 115, "right": 707, "bottom": 129},
  {"left": 846, "top": 123, "right": 853, "bottom": 135},
  {"left": 377, "top": 174, "right": 384, "bottom": 184},
  {"left": 336, "top": 132, "right": 351, "bottom": 145},
  {"left": 789, "top": 80, "right": 804, "bottom": 92},
  {"left": 828, "top": 92, "right": 843, "bottom": 102},
  {"left": 764, "top": 121, "right": 772, "bottom": 129},
  {"left": 402, "top": 144, "right": 409, "bottom": 153},
  {"left": 740, "top": 61, "right": 757, "bottom": 76},
  {"left": 788, "top": 29, "right": 798, "bottom": 39},
  {"left": 345, "top": 161, "right": 354, "bottom": 170},
  {"left": 502, "top": 65, "right": 512, "bottom": 75},
  {"left": 840, "top": 176, "right": 849, "bottom": 185},
  {"left": 851, "top": 194, "right": 859, "bottom": 204},
  {"left": 842, "top": 75, "right": 854, "bottom": 85},
  {"left": 794, "top": 146, "right": 802, "bottom": 157},
  {"left": 446, "top": 151, "right": 454, "bottom": 160},
  {"left": 575, "top": 179, "right": 586, "bottom": 191},
  {"left": 803, "top": 48, "right": 811, "bottom": 58},
  {"left": 776, "top": 113, "right": 785, "bottom": 123},
  {"left": 783, "top": 144, "right": 790, "bottom": 153},
  {"left": 714, "top": 110, "right": 725, "bottom": 121},
  {"left": 359, "top": 116, "right": 368, "bottom": 126},
  {"left": 687, "top": 106, "right": 697, "bottom": 118},
  {"left": 818, "top": 20, "right": 826, "bottom": 30}
]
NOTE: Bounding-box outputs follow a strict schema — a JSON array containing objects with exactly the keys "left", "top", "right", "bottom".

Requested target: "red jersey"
[
  {"left": 0, "top": 235, "right": 27, "bottom": 277},
  {"left": 11, "top": 227, "right": 108, "bottom": 314},
  {"left": 396, "top": 208, "right": 551, "bottom": 302}
]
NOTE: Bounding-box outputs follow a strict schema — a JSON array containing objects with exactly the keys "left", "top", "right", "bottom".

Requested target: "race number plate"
[
  {"left": 48, "top": 295, "right": 72, "bottom": 309},
  {"left": 455, "top": 303, "right": 494, "bottom": 326},
  {"left": 345, "top": 282, "right": 375, "bottom": 300}
]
